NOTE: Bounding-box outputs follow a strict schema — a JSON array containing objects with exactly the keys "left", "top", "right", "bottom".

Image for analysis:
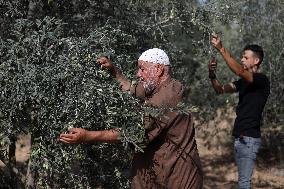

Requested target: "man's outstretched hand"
[
  {"left": 59, "top": 128, "right": 88, "bottom": 144},
  {"left": 211, "top": 34, "right": 223, "bottom": 51}
]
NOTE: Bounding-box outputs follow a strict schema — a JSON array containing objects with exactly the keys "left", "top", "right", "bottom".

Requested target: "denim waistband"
[{"left": 235, "top": 136, "right": 261, "bottom": 142}]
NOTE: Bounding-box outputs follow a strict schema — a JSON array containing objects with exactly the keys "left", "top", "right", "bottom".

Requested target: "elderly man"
[
  {"left": 209, "top": 35, "right": 270, "bottom": 189},
  {"left": 60, "top": 48, "right": 203, "bottom": 189}
]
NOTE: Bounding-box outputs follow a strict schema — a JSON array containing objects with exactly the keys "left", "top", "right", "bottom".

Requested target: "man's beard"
[{"left": 141, "top": 80, "right": 157, "bottom": 97}]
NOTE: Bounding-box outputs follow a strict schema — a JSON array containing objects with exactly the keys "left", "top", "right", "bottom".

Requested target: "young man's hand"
[
  {"left": 208, "top": 57, "right": 217, "bottom": 79},
  {"left": 211, "top": 34, "right": 223, "bottom": 51},
  {"left": 59, "top": 128, "right": 88, "bottom": 144}
]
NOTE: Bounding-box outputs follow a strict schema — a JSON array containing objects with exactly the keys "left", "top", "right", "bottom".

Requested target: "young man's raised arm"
[
  {"left": 211, "top": 35, "right": 253, "bottom": 83},
  {"left": 208, "top": 57, "right": 237, "bottom": 94}
]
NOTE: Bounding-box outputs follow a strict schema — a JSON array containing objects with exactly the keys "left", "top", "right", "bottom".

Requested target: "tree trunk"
[
  {"left": 25, "top": 132, "right": 36, "bottom": 189},
  {"left": 7, "top": 136, "right": 25, "bottom": 189},
  {"left": 25, "top": 158, "right": 35, "bottom": 189}
]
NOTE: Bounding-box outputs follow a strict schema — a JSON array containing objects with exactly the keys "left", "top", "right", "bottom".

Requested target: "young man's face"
[
  {"left": 136, "top": 60, "right": 160, "bottom": 94},
  {"left": 241, "top": 50, "right": 260, "bottom": 71}
]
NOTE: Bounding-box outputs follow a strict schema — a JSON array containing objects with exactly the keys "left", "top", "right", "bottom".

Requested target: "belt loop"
[
  {"left": 239, "top": 132, "right": 244, "bottom": 139},
  {"left": 239, "top": 132, "right": 247, "bottom": 144}
]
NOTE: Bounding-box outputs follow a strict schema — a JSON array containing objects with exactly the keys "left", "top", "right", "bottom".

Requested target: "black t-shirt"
[{"left": 232, "top": 73, "right": 270, "bottom": 138}]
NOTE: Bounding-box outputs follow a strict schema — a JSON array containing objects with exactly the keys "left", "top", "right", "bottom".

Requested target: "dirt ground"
[
  {"left": 1, "top": 132, "right": 284, "bottom": 189},
  {"left": 195, "top": 108, "right": 284, "bottom": 189},
  {"left": 197, "top": 137, "right": 284, "bottom": 189}
]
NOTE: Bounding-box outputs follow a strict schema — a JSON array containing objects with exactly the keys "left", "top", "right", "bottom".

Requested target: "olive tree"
[{"left": 0, "top": 0, "right": 203, "bottom": 188}]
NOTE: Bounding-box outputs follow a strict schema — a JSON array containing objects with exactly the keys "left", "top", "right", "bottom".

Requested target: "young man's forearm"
[
  {"left": 219, "top": 47, "right": 253, "bottom": 82},
  {"left": 210, "top": 78, "right": 225, "bottom": 94}
]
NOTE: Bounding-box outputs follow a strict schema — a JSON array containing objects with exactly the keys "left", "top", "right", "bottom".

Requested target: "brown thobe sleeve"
[{"left": 143, "top": 112, "right": 175, "bottom": 145}]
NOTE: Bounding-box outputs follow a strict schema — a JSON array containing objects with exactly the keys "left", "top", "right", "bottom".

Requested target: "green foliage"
[
  {"left": 0, "top": 17, "right": 145, "bottom": 188},
  {"left": 1, "top": 1, "right": 203, "bottom": 188}
]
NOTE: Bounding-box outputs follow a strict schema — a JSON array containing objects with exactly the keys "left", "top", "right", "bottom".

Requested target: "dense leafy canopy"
[
  {"left": 1, "top": 0, "right": 283, "bottom": 188},
  {"left": 0, "top": 16, "right": 147, "bottom": 188}
]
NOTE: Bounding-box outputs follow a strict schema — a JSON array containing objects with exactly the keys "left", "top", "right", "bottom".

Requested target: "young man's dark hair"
[{"left": 243, "top": 44, "right": 264, "bottom": 65}]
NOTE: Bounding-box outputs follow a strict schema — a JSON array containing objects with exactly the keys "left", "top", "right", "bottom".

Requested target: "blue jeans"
[{"left": 234, "top": 136, "right": 261, "bottom": 189}]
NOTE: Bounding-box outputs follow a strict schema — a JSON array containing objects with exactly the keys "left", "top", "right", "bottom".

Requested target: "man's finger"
[
  {"left": 211, "top": 33, "right": 218, "bottom": 38},
  {"left": 97, "top": 57, "right": 108, "bottom": 63},
  {"left": 59, "top": 136, "right": 77, "bottom": 143},
  {"left": 59, "top": 138, "right": 71, "bottom": 143},
  {"left": 100, "top": 64, "right": 108, "bottom": 68},
  {"left": 59, "top": 138, "right": 76, "bottom": 144},
  {"left": 60, "top": 133, "right": 75, "bottom": 139},
  {"left": 96, "top": 59, "right": 104, "bottom": 65}
]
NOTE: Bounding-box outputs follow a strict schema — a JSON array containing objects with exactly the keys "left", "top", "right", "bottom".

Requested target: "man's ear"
[
  {"left": 254, "top": 57, "right": 260, "bottom": 66},
  {"left": 156, "top": 64, "right": 164, "bottom": 76}
]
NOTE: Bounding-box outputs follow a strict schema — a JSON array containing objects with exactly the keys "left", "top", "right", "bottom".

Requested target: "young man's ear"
[{"left": 254, "top": 57, "right": 260, "bottom": 66}]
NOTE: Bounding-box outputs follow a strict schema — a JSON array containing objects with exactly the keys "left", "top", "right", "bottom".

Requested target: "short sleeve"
[
  {"left": 253, "top": 73, "right": 270, "bottom": 96},
  {"left": 253, "top": 73, "right": 270, "bottom": 88}
]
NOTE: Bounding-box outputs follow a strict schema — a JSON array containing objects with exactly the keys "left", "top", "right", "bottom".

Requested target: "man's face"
[
  {"left": 136, "top": 60, "right": 160, "bottom": 94},
  {"left": 241, "top": 50, "right": 260, "bottom": 71}
]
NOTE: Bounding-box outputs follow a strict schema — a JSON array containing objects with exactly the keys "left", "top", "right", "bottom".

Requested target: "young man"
[
  {"left": 209, "top": 35, "right": 270, "bottom": 189},
  {"left": 60, "top": 48, "right": 203, "bottom": 189}
]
